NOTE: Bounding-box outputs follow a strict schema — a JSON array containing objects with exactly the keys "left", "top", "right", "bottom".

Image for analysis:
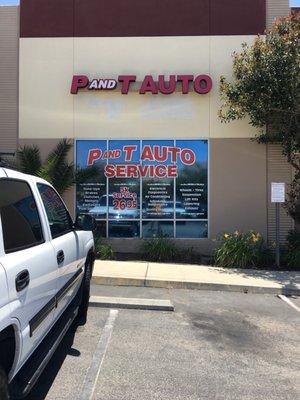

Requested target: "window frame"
[
  {"left": 0, "top": 177, "right": 45, "bottom": 254},
  {"left": 37, "top": 183, "right": 74, "bottom": 240}
]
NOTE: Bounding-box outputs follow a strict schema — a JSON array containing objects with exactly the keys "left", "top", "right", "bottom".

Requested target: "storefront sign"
[
  {"left": 76, "top": 140, "right": 208, "bottom": 239},
  {"left": 87, "top": 144, "right": 195, "bottom": 178},
  {"left": 70, "top": 74, "right": 212, "bottom": 95}
]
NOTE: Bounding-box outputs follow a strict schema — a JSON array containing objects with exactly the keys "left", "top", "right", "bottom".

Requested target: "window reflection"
[
  {"left": 109, "top": 221, "right": 140, "bottom": 238},
  {"left": 176, "top": 221, "right": 208, "bottom": 238},
  {"left": 142, "top": 221, "right": 174, "bottom": 238}
]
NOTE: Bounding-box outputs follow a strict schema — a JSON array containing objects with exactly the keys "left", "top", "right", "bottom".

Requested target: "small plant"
[
  {"left": 284, "top": 230, "right": 300, "bottom": 270},
  {"left": 94, "top": 237, "right": 115, "bottom": 260},
  {"left": 214, "top": 231, "right": 272, "bottom": 269},
  {"left": 142, "top": 236, "right": 179, "bottom": 262}
]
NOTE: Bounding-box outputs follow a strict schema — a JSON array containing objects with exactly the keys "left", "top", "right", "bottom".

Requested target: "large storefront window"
[{"left": 76, "top": 139, "right": 208, "bottom": 238}]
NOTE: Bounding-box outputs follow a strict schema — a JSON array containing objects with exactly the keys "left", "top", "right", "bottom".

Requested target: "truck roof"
[{"left": 0, "top": 167, "right": 51, "bottom": 187}]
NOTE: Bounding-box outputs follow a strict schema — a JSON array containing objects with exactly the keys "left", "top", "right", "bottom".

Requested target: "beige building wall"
[
  {"left": 210, "top": 138, "right": 268, "bottom": 238},
  {"left": 19, "top": 136, "right": 269, "bottom": 252},
  {"left": 0, "top": 6, "right": 19, "bottom": 154},
  {"left": 19, "top": 36, "right": 258, "bottom": 141},
  {"left": 18, "top": 33, "right": 293, "bottom": 251}
]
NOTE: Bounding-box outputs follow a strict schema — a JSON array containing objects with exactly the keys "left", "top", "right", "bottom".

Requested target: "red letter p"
[
  {"left": 70, "top": 75, "right": 89, "bottom": 94},
  {"left": 87, "top": 149, "right": 102, "bottom": 166}
]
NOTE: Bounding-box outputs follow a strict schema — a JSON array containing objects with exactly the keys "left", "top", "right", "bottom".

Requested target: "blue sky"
[{"left": 0, "top": 0, "right": 300, "bottom": 4}]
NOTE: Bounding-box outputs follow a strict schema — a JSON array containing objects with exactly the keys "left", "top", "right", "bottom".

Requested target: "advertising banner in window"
[
  {"left": 176, "top": 140, "right": 208, "bottom": 219},
  {"left": 76, "top": 139, "right": 208, "bottom": 238},
  {"left": 76, "top": 140, "right": 107, "bottom": 218},
  {"left": 142, "top": 140, "right": 174, "bottom": 220}
]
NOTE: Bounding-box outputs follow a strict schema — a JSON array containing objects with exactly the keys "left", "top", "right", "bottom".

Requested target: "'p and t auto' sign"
[{"left": 70, "top": 74, "right": 212, "bottom": 95}]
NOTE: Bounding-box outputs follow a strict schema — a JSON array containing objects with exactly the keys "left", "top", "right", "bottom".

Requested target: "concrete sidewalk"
[{"left": 92, "top": 260, "right": 300, "bottom": 295}]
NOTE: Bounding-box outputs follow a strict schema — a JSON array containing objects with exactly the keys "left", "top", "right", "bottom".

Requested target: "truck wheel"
[
  {"left": 77, "top": 257, "right": 92, "bottom": 324},
  {"left": 0, "top": 365, "right": 9, "bottom": 400}
]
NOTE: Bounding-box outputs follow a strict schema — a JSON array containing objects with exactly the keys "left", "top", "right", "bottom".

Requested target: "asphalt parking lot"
[{"left": 25, "top": 285, "right": 300, "bottom": 400}]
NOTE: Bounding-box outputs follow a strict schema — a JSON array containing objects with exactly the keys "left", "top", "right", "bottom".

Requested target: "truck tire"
[
  {"left": 0, "top": 365, "right": 9, "bottom": 400},
  {"left": 77, "top": 257, "right": 92, "bottom": 324}
]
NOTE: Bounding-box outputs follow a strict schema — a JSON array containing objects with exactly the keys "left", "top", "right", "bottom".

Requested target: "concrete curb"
[
  {"left": 89, "top": 295, "right": 174, "bottom": 311},
  {"left": 91, "top": 276, "right": 300, "bottom": 296}
]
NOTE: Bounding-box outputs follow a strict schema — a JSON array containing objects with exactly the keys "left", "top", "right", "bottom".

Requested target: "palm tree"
[{"left": 7, "top": 139, "right": 98, "bottom": 195}]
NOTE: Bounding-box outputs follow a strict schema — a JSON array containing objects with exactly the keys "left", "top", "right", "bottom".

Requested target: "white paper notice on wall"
[{"left": 271, "top": 182, "right": 286, "bottom": 203}]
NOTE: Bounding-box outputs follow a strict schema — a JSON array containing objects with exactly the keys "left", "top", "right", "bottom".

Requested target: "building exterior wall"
[
  {"left": 20, "top": 0, "right": 266, "bottom": 37},
  {"left": 267, "top": 144, "right": 294, "bottom": 244},
  {"left": 18, "top": 136, "right": 269, "bottom": 253},
  {"left": 1, "top": 0, "right": 294, "bottom": 253},
  {"left": 0, "top": 6, "right": 19, "bottom": 154},
  {"left": 292, "top": 7, "right": 300, "bottom": 15},
  {"left": 266, "top": 0, "right": 290, "bottom": 28},
  {"left": 210, "top": 139, "right": 268, "bottom": 239},
  {"left": 19, "top": 36, "right": 259, "bottom": 141}
]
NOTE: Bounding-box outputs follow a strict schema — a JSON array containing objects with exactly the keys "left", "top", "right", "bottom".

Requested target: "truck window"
[
  {"left": 0, "top": 179, "right": 44, "bottom": 253},
  {"left": 37, "top": 183, "right": 73, "bottom": 238}
]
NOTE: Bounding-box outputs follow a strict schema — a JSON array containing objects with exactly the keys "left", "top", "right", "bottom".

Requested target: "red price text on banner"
[{"left": 112, "top": 187, "right": 137, "bottom": 210}]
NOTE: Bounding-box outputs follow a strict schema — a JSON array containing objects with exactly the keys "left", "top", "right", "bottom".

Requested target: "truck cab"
[{"left": 0, "top": 167, "right": 95, "bottom": 399}]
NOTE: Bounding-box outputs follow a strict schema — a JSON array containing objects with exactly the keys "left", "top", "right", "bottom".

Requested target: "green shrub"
[
  {"left": 214, "top": 231, "right": 272, "bottom": 269},
  {"left": 284, "top": 230, "right": 300, "bottom": 270},
  {"left": 94, "top": 237, "right": 115, "bottom": 260},
  {"left": 142, "top": 236, "right": 179, "bottom": 262}
]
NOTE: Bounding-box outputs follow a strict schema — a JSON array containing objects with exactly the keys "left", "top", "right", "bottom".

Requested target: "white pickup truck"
[{"left": 0, "top": 167, "right": 95, "bottom": 399}]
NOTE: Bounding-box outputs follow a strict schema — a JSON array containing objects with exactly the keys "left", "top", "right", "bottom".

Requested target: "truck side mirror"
[{"left": 74, "top": 213, "right": 96, "bottom": 231}]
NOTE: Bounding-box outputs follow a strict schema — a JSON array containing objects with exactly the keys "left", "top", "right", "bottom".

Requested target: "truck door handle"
[
  {"left": 57, "top": 250, "right": 65, "bottom": 265},
  {"left": 15, "top": 270, "right": 30, "bottom": 292}
]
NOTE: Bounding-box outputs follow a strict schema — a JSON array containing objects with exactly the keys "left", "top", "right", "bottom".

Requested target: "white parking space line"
[
  {"left": 278, "top": 295, "right": 300, "bottom": 313},
  {"left": 79, "top": 309, "right": 118, "bottom": 400}
]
